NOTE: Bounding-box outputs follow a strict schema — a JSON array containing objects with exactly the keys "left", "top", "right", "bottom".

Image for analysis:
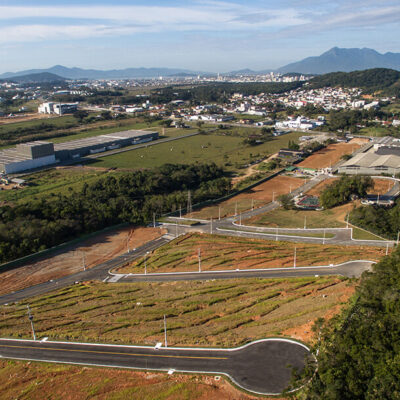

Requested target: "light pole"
[
  {"left": 234, "top": 202, "right": 238, "bottom": 216},
  {"left": 144, "top": 251, "right": 149, "bottom": 274},
  {"left": 27, "top": 305, "right": 36, "bottom": 341},
  {"left": 153, "top": 212, "right": 156, "bottom": 228},
  {"left": 164, "top": 314, "right": 168, "bottom": 348},
  {"left": 272, "top": 192, "right": 276, "bottom": 202},
  {"left": 239, "top": 212, "right": 242, "bottom": 226},
  {"left": 210, "top": 217, "right": 213, "bottom": 234},
  {"left": 293, "top": 247, "right": 297, "bottom": 268},
  {"left": 251, "top": 199, "right": 254, "bottom": 211},
  {"left": 198, "top": 248, "right": 201, "bottom": 272},
  {"left": 218, "top": 205, "right": 221, "bottom": 221},
  {"left": 304, "top": 215, "right": 307, "bottom": 230},
  {"left": 82, "top": 252, "right": 86, "bottom": 271},
  {"left": 323, "top": 229, "right": 326, "bottom": 245}
]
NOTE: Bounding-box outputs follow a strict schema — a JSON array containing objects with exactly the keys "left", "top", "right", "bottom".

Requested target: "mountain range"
[
  {"left": 2, "top": 48, "right": 400, "bottom": 81},
  {"left": 277, "top": 47, "right": 400, "bottom": 74}
]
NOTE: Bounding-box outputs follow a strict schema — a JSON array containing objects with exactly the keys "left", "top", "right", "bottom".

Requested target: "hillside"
[
  {"left": 1, "top": 72, "right": 66, "bottom": 83},
  {"left": 278, "top": 47, "right": 400, "bottom": 74},
  {"left": 309, "top": 68, "right": 400, "bottom": 90}
]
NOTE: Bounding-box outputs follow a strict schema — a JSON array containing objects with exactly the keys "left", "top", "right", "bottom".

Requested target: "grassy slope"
[
  {"left": 119, "top": 233, "right": 386, "bottom": 274},
  {"left": 0, "top": 276, "right": 353, "bottom": 347}
]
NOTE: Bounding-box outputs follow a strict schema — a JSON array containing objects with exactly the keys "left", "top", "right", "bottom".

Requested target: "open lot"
[
  {"left": 306, "top": 177, "right": 395, "bottom": 196},
  {"left": 117, "top": 233, "right": 386, "bottom": 274},
  {"left": 244, "top": 203, "right": 384, "bottom": 240},
  {"left": 0, "top": 359, "right": 254, "bottom": 400},
  {"left": 187, "top": 175, "right": 304, "bottom": 219},
  {"left": 0, "top": 166, "right": 116, "bottom": 204},
  {"left": 0, "top": 276, "right": 354, "bottom": 347},
  {"left": 0, "top": 227, "right": 165, "bottom": 296},
  {"left": 92, "top": 131, "right": 304, "bottom": 172},
  {"left": 298, "top": 138, "right": 369, "bottom": 169}
]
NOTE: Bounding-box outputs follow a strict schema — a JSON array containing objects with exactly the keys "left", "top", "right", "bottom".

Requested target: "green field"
[
  {"left": 92, "top": 131, "right": 303, "bottom": 171},
  {"left": 357, "top": 125, "right": 392, "bottom": 137},
  {"left": 244, "top": 206, "right": 385, "bottom": 241},
  {"left": 0, "top": 276, "right": 353, "bottom": 347},
  {"left": 118, "top": 233, "right": 386, "bottom": 274},
  {"left": 0, "top": 167, "right": 121, "bottom": 204}
]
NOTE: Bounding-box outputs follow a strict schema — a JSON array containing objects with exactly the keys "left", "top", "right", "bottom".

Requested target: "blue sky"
[{"left": 1, "top": 0, "right": 400, "bottom": 73}]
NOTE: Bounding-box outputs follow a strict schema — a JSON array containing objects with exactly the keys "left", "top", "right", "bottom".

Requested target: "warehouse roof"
[
  {"left": 54, "top": 130, "right": 158, "bottom": 151},
  {"left": 341, "top": 149, "right": 400, "bottom": 168}
]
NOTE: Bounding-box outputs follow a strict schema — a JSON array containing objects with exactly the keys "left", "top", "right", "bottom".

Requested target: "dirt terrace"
[
  {"left": 0, "top": 227, "right": 165, "bottom": 296},
  {"left": 188, "top": 175, "right": 305, "bottom": 219},
  {"left": 298, "top": 138, "right": 369, "bottom": 169}
]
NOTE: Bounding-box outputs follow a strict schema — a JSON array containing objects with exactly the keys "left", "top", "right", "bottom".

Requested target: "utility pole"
[
  {"left": 323, "top": 229, "right": 326, "bottom": 245},
  {"left": 218, "top": 205, "right": 221, "bottom": 221},
  {"left": 175, "top": 221, "right": 178, "bottom": 238},
  {"left": 234, "top": 202, "right": 238, "bottom": 216},
  {"left": 275, "top": 227, "right": 278, "bottom": 241},
  {"left": 346, "top": 213, "right": 349, "bottom": 229},
  {"left": 187, "top": 191, "right": 192, "bottom": 216},
  {"left": 144, "top": 251, "right": 149, "bottom": 274},
  {"left": 179, "top": 205, "right": 182, "bottom": 219},
  {"left": 126, "top": 235, "right": 130, "bottom": 253},
  {"left": 198, "top": 248, "right": 201, "bottom": 272},
  {"left": 272, "top": 192, "right": 276, "bottom": 202},
  {"left": 251, "top": 199, "right": 254, "bottom": 211},
  {"left": 304, "top": 215, "right": 307, "bottom": 230},
  {"left": 239, "top": 212, "right": 242, "bottom": 226},
  {"left": 293, "top": 247, "right": 297, "bottom": 268},
  {"left": 164, "top": 314, "right": 168, "bottom": 348},
  {"left": 82, "top": 252, "right": 86, "bottom": 271},
  {"left": 386, "top": 243, "right": 389, "bottom": 256},
  {"left": 27, "top": 305, "right": 36, "bottom": 341},
  {"left": 210, "top": 217, "right": 213, "bottom": 234},
  {"left": 153, "top": 212, "right": 156, "bottom": 228}
]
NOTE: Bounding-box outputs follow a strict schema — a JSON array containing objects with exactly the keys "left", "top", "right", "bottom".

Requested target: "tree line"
[
  {"left": 0, "top": 163, "right": 230, "bottom": 264},
  {"left": 303, "top": 245, "right": 400, "bottom": 399}
]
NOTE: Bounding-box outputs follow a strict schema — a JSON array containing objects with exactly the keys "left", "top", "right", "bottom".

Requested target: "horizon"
[{"left": 1, "top": 1, "right": 400, "bottom": 74}]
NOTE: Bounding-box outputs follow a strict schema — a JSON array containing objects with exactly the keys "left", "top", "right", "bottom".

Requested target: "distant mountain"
[
  {"left": 0, "top": 72, "right": 66, "bottom": 83},
  {"left": 277, "top": 47, "right": 400, "bottom": 74},
  {"left": 0, "top": 65, "right": 211, "bottom": 80}
]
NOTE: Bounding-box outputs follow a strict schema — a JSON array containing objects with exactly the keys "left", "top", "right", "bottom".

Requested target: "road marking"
[{"left": 0, "top": 344, "right": 228, "bottom": 361}]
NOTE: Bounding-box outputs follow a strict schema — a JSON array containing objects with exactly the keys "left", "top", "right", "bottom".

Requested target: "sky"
[{"left": 1, "top": 0, "right": 400, "bottom": 73}]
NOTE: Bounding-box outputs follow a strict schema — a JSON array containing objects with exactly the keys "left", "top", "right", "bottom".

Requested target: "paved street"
[{"left": 0, "top": 338, "right": 311, "bottom": 395}]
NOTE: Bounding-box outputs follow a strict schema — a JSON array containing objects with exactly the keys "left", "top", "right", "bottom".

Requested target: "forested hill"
[
  {"left": 309, "top": 68, "right": 400, "bottom": 94},
  {"left": 0, "top": 163, "right": 230, "bottom": 264},
  {"left": 303, "top": 246, "right": 400, "bottom": 399}
]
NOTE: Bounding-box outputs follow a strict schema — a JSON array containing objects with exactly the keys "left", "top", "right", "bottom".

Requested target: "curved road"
[{"left": 0, "top": 338, "right": 311, "bottom": 395}]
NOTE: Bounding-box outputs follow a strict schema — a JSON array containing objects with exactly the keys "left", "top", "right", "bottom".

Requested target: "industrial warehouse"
[
  {"left": 338, "top": 137, "right": 400, "bottom": 175},
  {"left": 0, "top": 130, "right": 159, "bottom": 174}
]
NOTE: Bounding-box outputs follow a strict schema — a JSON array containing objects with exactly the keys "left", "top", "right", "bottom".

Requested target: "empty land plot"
[
  {"left": 117, "top": 233, "right": 386, "bottom": 274},
  {"left": 0, "top": 360, "right": 254, "bottom": 400},
  {"left": 244, "top": 203, "right": 384, "bottom": 240},
  {"left": 298, "top": 139, "right": 368, "bottom": 169},
  {"left": 92, "top": 131, "right": 304, "bottom": 171},
  {"left": 0, "top": 276, "right": 355, "bottom": 347},
  {"left": 0, "top": 227, "right": 165, "bottom": 296},
  {"left": 306, "top": 177, "right": 395, "bottom": 197},
  {"left": 187, "top": 175, "right": 304, "bottom": 219},
  {"left": 0, "top": 166, "right": 117, "bottom": 204}
]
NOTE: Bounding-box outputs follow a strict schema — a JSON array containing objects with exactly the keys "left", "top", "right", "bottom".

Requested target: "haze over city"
[{"left": 1, "top": 0, "right": 400, "bottom": 73}]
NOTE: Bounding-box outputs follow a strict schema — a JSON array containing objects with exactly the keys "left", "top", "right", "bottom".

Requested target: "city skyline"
[{"left": 1, "top": 0, "right": 400, "bottom": 73}]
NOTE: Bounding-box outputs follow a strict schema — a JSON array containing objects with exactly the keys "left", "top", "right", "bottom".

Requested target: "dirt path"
[{"left": 0, "top": 226, "right": 166, "bottom": 296}]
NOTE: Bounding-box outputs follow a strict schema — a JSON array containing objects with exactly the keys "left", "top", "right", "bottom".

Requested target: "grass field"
[
  {"left": 118, "top": 233, "right": 386, "bottom": 274},
  {"left": 244, "top": 204, "right": 385, "bottom": 241},
  {"left": 357, "top": 125, "right": 391, "bottom": 137},
  {"left": 91, "top": 131, "right": 304, "bottom": 171},
  {"left": 0, "top": 276, "right": 355, "bottom": 347},
  {"left": 0, "top": 359, "right": 248, "bottom": 400},
  {"left": 0, "top": 166, "right": 119, "bottom": 204}
]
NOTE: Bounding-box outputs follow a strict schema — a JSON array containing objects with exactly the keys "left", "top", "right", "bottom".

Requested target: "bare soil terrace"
[
  {"left": 298, "top": 138, "right": 369, "bottom": 169},
  {"left": 0, "top": 227, "right": 165, "bottom": 296},
  {"left": 188, "top": 175, "right": 304, "bottom": 220}
]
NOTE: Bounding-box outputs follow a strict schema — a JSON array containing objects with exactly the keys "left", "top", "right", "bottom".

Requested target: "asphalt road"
[
  {"left": 0, "top": 236, "right": 171, "bottom": 305},
  {"left": 0, "top": 338, "right": 311, "bottom": 395}
]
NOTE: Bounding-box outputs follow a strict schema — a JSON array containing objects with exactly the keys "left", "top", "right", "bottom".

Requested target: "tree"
[
  {"left": 278, "top": 194, "right": 294, "bottom": 210},
  {"left": 73, "top": 110, "right": 89, "bottom": 123}
]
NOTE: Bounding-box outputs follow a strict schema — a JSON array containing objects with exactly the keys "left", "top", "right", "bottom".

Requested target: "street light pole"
[
  {"left": 164, "top": 314, "right": 168, "bottom": 348},
  {"left": 198, "top": 248, "right": 201, "bottom": 272},
  {"left": 27, "top": 305, "right": 36, "bottom": 341},
  {"left": 293, "top": 247, "right": 297, "bottom": 268}
]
